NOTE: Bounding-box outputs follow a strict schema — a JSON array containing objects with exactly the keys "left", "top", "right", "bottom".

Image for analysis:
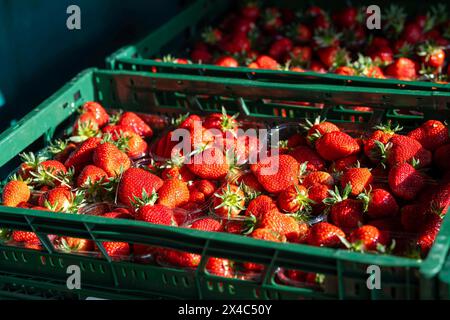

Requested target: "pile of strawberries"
[
  {"left": 159, "top": 2, "right": 450, "bottom": 82},
  {"left": 1, "top": 101, "right": 449, "bottom": 284}
]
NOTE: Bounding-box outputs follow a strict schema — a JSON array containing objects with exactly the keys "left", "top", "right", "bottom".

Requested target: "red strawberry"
[
  {"left": 64, "top": 137, "right": 102, "bottom": 171},
  {"left": 332, "top": 6, "right": 358, "bottom": 28},
  {"left": 308, "top": 183, "right": 329, "bottom": 215},
  {"left": 417, "top": 43, "right": 446, "bottom": 68},
  {"left": 253, "top": 55, "right": 280, "bottom": 70},
  {"left": 268, "top": 37, "right": 293, "bottom": 61},
  {"left": 48, "top": 140, "right": 77, "bottom": 164},
  {"left": 401, "top": 22, "right": 422, "bottom": 43},
  {"left": 307, "top": 222, "right": 345, "bottom": 247},
  {"left": 240, "top": 1, "right": 260, "bottom": 21},
  {"left": 76, "top": 165, "right": 107, "bottom": 187},
  {"left": 385, "top": 57, "right": 417, "bottom": 80},
  {"left": 385, "top": 135, "right": 432, "bottom": 168},
  {"left": 340, "top": 167, "right": 373, "bottom": 196},
  {"left": 349, "top": 225, "right": 389, "bottom": 251},
  {"left": 334, "top": 66, "right": 356, "bottom": 76},
  {"left": 289, "top": 146, "right": 325, "bottom": 172},
  {"left": 236, "top": 171, "right": 264, "bottom": 193},
  {"left": 262, "top": 7, "right": 282, "bottom": 33},
  {"left": 118, "top": 112, "right": 153, "bottom": 138},
  {"left": 388, "top": 163, "right": 425, "bottom": 200},
  {"left": 215, "top": 56, "right": 239, "bottom": 67},
  {"left": 102, "top": 242, "right": 130, "bottom": 258},
  {"left": 317, "top": 47, "right": 348, "bottom": 69},
  {"left": 259, "top": 209, "right": 306, "bottom": 242},
  {"left": 358, "top": 188, "right": 399, "bottom": 219},
  {"left": 72, "top": 112, "right": 99, "bottom": 138},
  {"left": 157, "top": 178, "right": 190, "bottom": 209},
  {"left": 331, "top": 155, "right": 359, "bottom": 172},
  {"left": 186, "top": 147, "right": 229, "bottom": 180},
  {"left": 212, "top": 184, "right": 245, "bottom": 219},
  {"left": 81, "top": 101, "right": 109, "bottom": 127},
  {"left": 250, "top": 154, "right": 299, "bottom": 194},
  {"left": 93, "top": 142, "right": 131, "bottom": 177},
  {"left": 246, "top": 195, "right": 277, "bottom": 218},
  {"left": 12, "top": 231, "right": 39, "bottom": 243},
  {"left": 38, "top": 187, "right": 78, "bottom": 212},
  {"left": 203, "top": 108, "right": 239, "bottom": 136},
  {"left": 2, "top": 178, "right": 30, "bottom": 207},
  {"left": 158, "top": 248, "right": 201, "bottom": 268},
  {"left": 190, "top": 218, "right": 223, "bottom": 232},
  {"left": 277, "top": 185, "right": 313, "bottom": 214},
  {"left": 289, "top": 23, "right": 312, "bottom": 43},
  {"left": 330, "top": 198, "right": 363, "bottom": 229},
  {"left": 137, "top": 204, "right": 177, "bottom": 226},
  {"left": 417, "top": 213, "right": 442, "bottom": 255},
  {"left": 206, "top": 257, "right": 233, "bottom": 278},
  {"left": 117, "top": 168, "right": 163, "bottom": 207},
  {"left": 407, "top": 120, "right": 449, "bottom": 151},
  {"left": 315, "top": 131, "right": 360, "bottom": 161},
  {"left": 302, "top": 171, "right": 334, "bottom": 188},
  {"left": 188, "top": 179, "right": 216, "bottom": 204}
]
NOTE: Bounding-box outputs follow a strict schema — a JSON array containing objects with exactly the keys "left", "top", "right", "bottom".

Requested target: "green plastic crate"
[
  {"left": 106, "top": 0, "right": 450, "bottom": 92},
  {"left": 0, "top": 69, "right": 449, "bottom": 300},
  {"left": 439, "top": 253, "right": 450, "bottom": 299}
]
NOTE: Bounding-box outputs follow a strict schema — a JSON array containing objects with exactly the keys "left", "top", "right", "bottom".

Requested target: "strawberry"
[
  {"left": 102, "top": 241, "right": 130, "bottom": 258},
  {"left": 158, "top": 248, "right": 201, "bottom": 268},
  {"left": 203, "top": 108, "right": 239, "bottom": 136},
  {"left": 188, "top": 179, "right": 216, "bottom": 204},
  {"left": 358, "top": 188, "right": 399, "bottom": 219},
  {"left": 331, "top": 155, "right": 359, "bottom": 172},
  {"left": 215, "top": 56, "right": 239, "bottom": 67},
  {"left": 240, "top": 1, "right": 260, "bottom": 21},
  {"left": 421, "top": 183, "right": 450, "bottom": 216},
  {"left": 76, "top": 165, "right": 107, "bottom": 187},
  {"left": 307, "top": 222, "right": 345, "bottom": 247},
  {"left": 117, "top": 168, "right": 163, "bottom": 207},
  {"left": 388, "top": 162, "right": 425, "bottom": 200},
  {"left": 268, "top": 37, "right": 293, "bottom": 61},
  {"left": 325, "top": 184, "right": 363, "bottom": 229},
  {"left": 259, "top": 209, "right": 306, "bottom": 242},
  {"left": 332, "top": 6, "right": 359, "bottom": 29},
  {"left": 117, "top": 112, "right": 153, "bottom": 138},
  {"left": 81, "top": 101, "right": 109, "bottom": 127},
  {"left": 288, "top": 146, "right": 325, "bottom": 172},
  {"left": 253, "top": 55, "right": 280, "bottom": 70},
  {"left": 368, "top": 46, "right": 394, "bottom": 66},
  {"left": 212, "top": 184, "right": 245, "bottom": 219},
  {"left": 206, "top": 257, "right": 233, "bottom": 278},
  {"left": 190, "top": 218, "right": 223, "bottom": 232},
  {"left": 288, "top": 23, "right": 312, "bottom": 43},
  {"left": 317, "top": 46, "right": 349, "bottom": 69},
  {"left": 400, "top": 203, "right": 427, "bottom": 232},
  {"left": 434, "top": 144, "right": 450, "bottom": 172},
  {"left": 340, "top": 167, "right": 373, "bottom": 196},
  {"left": 236, "top": 171, "right": 264, "bottom": 193},
  {"left": 2, "top": 178, "right": 30, "bottom": 207},
  {"left": 277, "top": 185, "right": 313, "bottom": 214},
  {"left": 186, "top": 147, "right": 229, "bottom": 180},
  {"left": 137, "top": 203, "right": 177, "bottom": 226},
  {"left": 407, "top": 120, "right": 449, "bottom": 151},
  {"left": 315, "top": 131, "right": 360, "bottom": 161},
  {"left": 348, "top": 225, "right": 389, "bottom": 251},
  {"left": 384, "top": 135, "right": 432, "bottom": 168},
  {"left": 12, "top": 231, "right": 39, "bottom": 243},
  {"left": 72, "top": 112, "right": 100, "bottom": 139},
  {"left": 59, "top": 237, "right": 93, "bottom": 252},
  {"left": 246, "top": 195, "right": 276, "bottom": 218},
  {"left": 250, "top": 154, "right": 299, "bottom": 194},
  {"left": 107, "top": 129, "right": 148, "bottom": 159},
  {"left": 308, "top": 183, "right": 329, "bottom": 215},
  {"left": 417, "top": 213, "right": 442, "bottom": 255},
  {"left": 202, "top": 27, "right": 222, "bottom": 45},
  {"left": 385, "top": 57, "right": 417, "bottom": 80},
  {"left": 38, "top": 187, "right": 81, "bottom": 212},
  {"left": 417, "top": 43, "right": 446, "bottom": 68},
  {"left": 157, "top": 178, "right": 190, "bottom": 209},
  {"left": 302, "top": 171, "right": 334, "bottom": 188},
  {"left": 334, "top": 66, "right": 356, "bottom": 76},
  {"left": 93, "top": 142, "right": 131, "bottom": 177},
  {"left": 64, "top": 137, "right": 102, "bottom": 171}
]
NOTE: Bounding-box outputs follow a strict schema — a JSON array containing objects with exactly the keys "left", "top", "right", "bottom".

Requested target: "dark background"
[{"left": 0, "top": 0, "right": 180, "bottom": 132}]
